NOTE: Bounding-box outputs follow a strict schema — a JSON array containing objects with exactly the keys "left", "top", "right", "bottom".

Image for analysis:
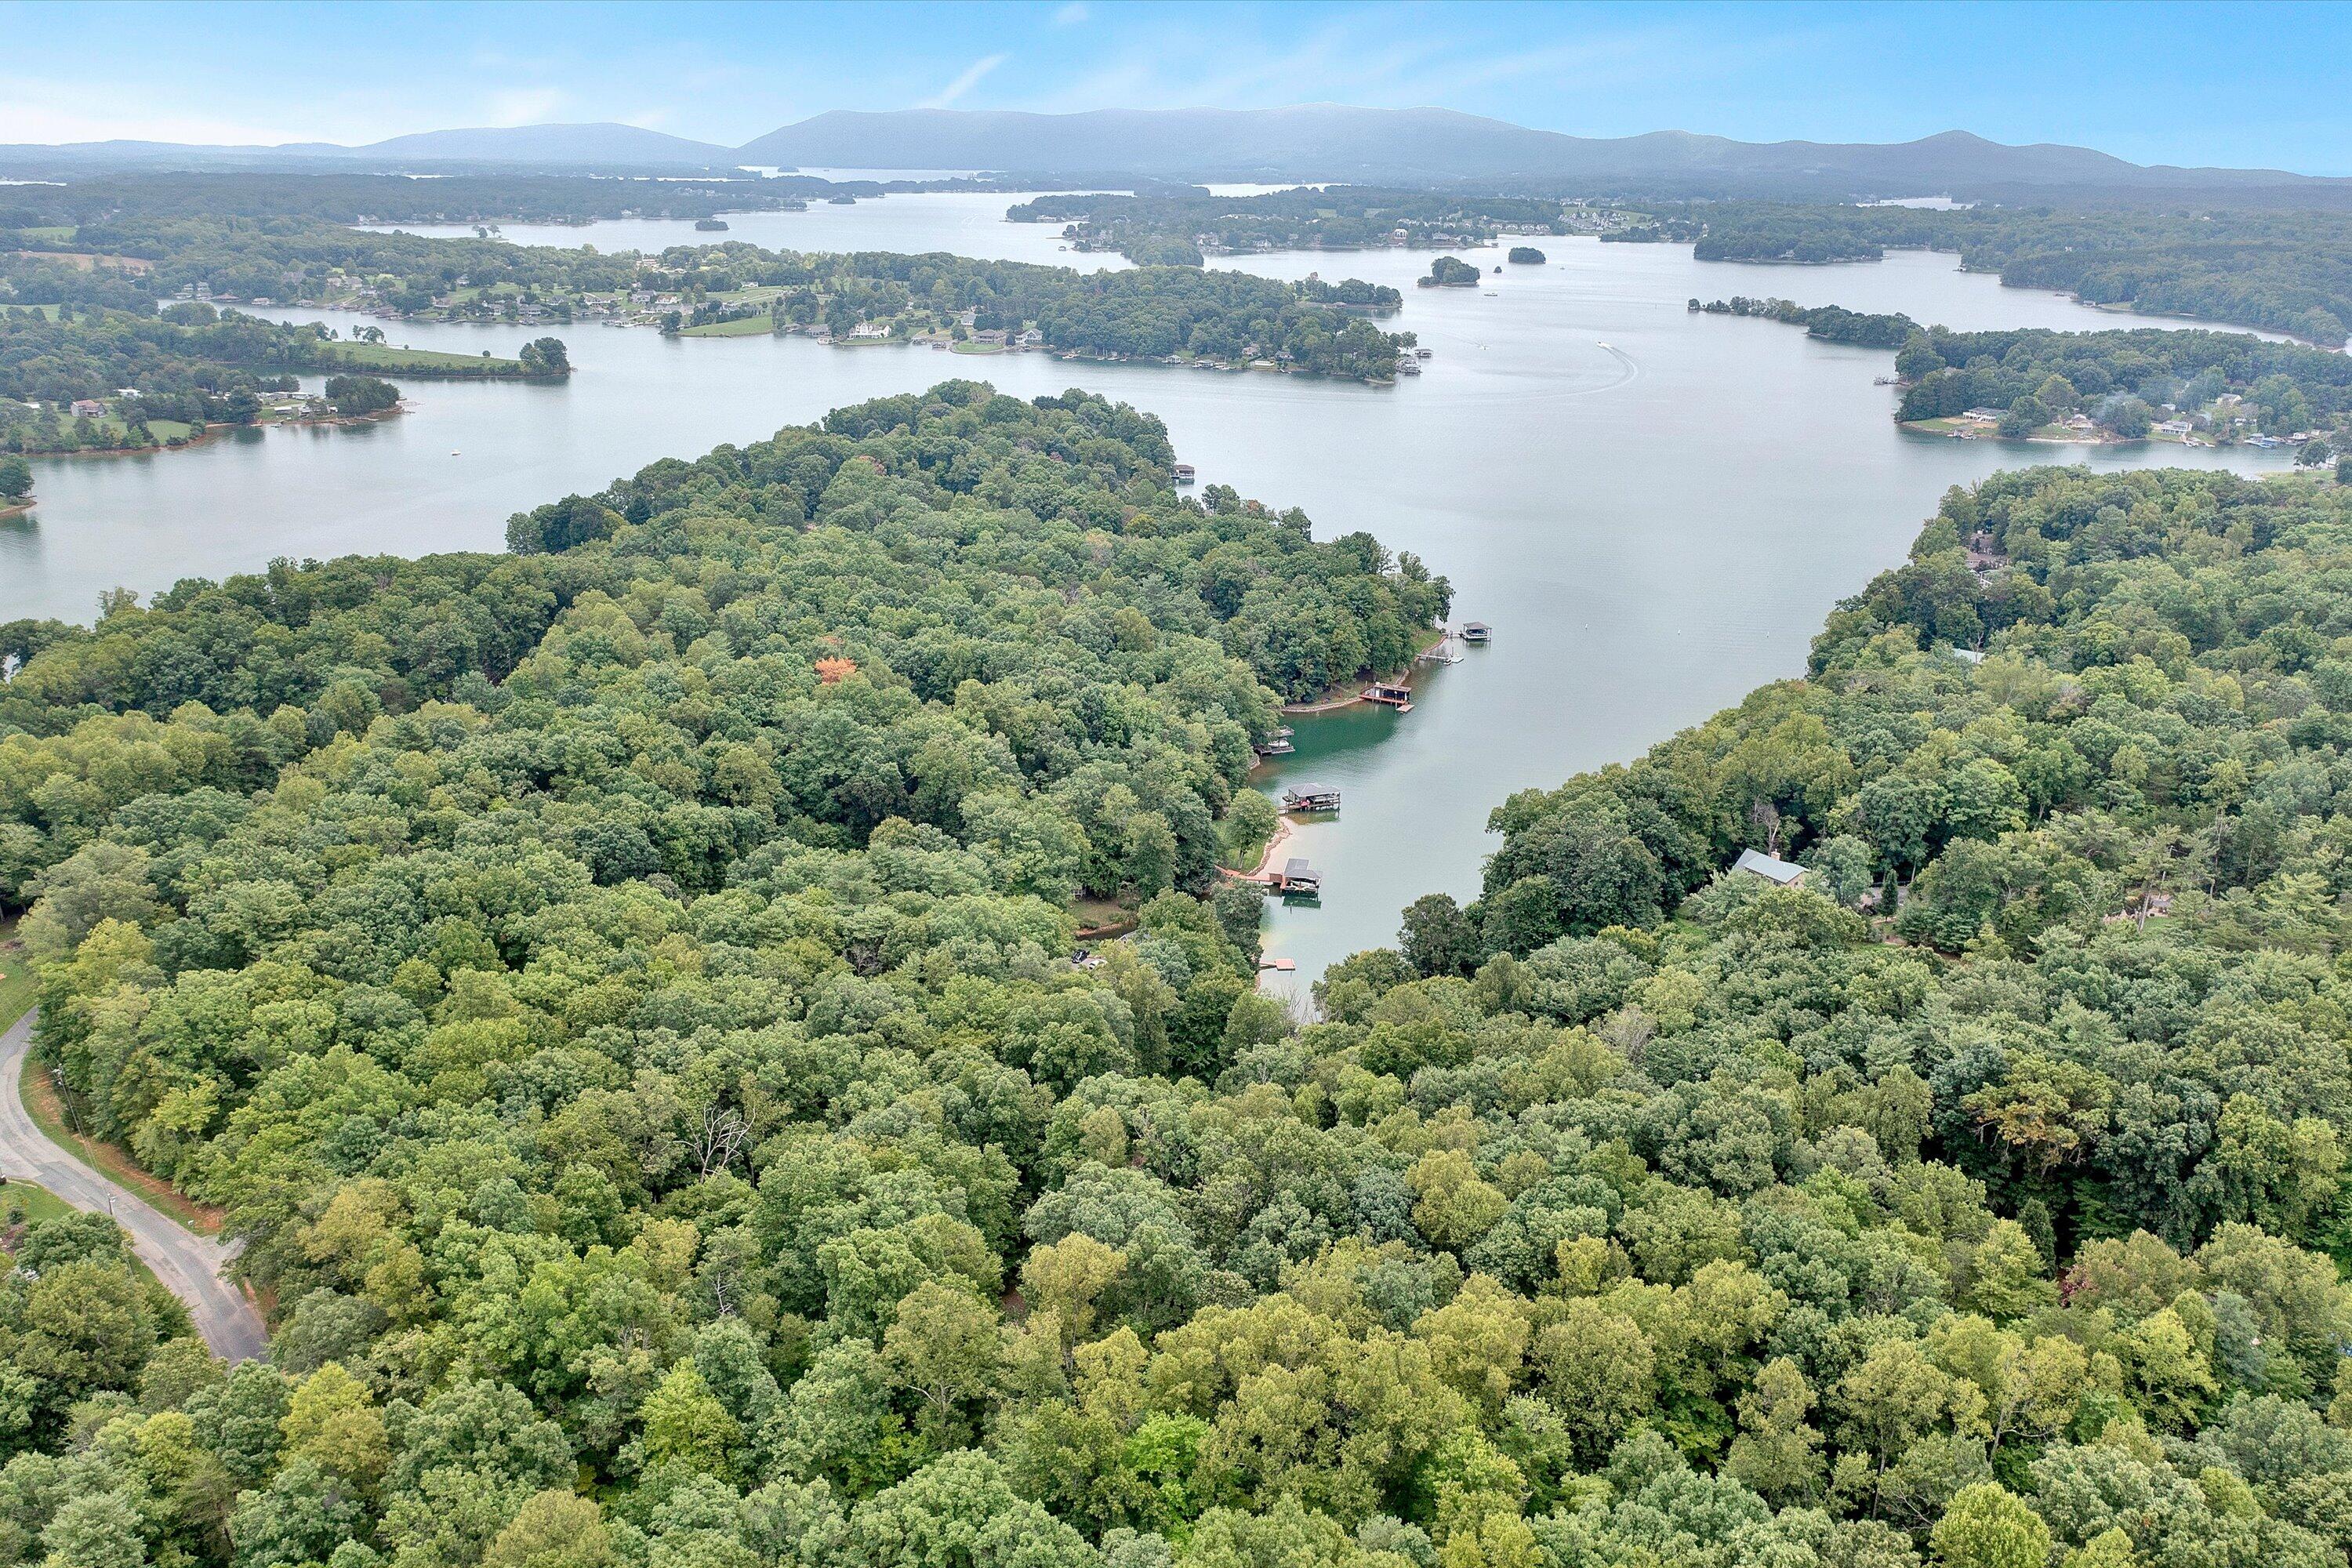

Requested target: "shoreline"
[
  {"left": 1275, "top": 627, "right": 1451, "bottom": 714},
  {"left": 1220, "top": 815, "right": 1299, "bottom": 885},
  {"left": 1899, "top": 418, "right": 2227, "bottom": 449},
  {"left": 16, "top": 401, "right": 407, "bottom": 463}
]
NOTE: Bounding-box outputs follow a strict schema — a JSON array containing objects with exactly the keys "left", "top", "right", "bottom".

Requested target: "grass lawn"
[
  {"left": 31, "top": 412, "right": 205, "bottom": 452},
  {"left": 0, "top": 1179, "right": 78, "bottom": 1226},
  {"left": 17, "top": 225, "right": 77, "bottom": 244},
  {"left": 681, "top": 314, "right": 777, "bottom": 338},
  {"left": 1070, "top": 895, "right": 1138, "bottom": 938},
  {"left": 949, "top": 341, "right": 1007, "bottom": 354},
  {"left": 328, "top": 341, "right": 528, "bottom": 374},
  {"left": 0, "top": 916, "right": 34, "bottom": 1030},
  {"left": 18, "top": 1049, "right": 227, "bottom": 1236},
  {"left": 1220, "top": 814, "right": 1277, "bottom": 873}
]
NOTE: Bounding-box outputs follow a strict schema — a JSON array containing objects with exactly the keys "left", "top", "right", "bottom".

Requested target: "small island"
[
  {"left": 0, "top": 454, "right": 31, "bottom": 517},
  {"left": 1418, "top": 255, "right": 1481, "bottom": 289},
  {"left": 1507, "top": 245, "right": 1547, "bottom": 264},
  {"left": 693, "top": 217, "right": 730, "bottom": 232}
]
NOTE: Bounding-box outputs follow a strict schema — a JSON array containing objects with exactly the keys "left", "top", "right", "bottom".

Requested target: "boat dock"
[
  {"left": 1363, "top": 681, "right": 1414, "bottom": 711},
  {"left": 1282, "top": 783, "right": 1341, "bottom": 813},
  {"left": 1254, "top": 724, "right": 1295, "bottom": 757}
]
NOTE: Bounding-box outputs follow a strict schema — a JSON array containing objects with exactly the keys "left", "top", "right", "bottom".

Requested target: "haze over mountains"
[{"left": 6, "top": 104, "right": 2348, "bottom": 203}]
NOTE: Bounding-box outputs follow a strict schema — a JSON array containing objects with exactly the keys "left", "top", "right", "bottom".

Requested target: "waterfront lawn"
[
  {"left": 328, "top": 341, "right": 528, "bottom": 373},
  {"left": 1220, "top": 813, "right": 1278, "bottom": 873},
  {"left": 41, "top": 412, "right": 201, "bottom": 448},
  {"left": 681, "top": 314, "right": 777, "bottom": 338}
]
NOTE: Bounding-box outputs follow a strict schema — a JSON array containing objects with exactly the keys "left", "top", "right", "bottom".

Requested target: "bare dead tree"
[{"left": 691, "top": 1105, "right": 751, "bottom": 1179}]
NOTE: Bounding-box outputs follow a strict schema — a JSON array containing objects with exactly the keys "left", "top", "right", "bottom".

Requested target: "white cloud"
[
  {"left": 485, "top": 87, "right": 568, "bottom": 126},
  {"left": 1053, "top": 2, "right": 1089, "bottom": 24},
  {"left": 920, "top": 53, "right": 1009, "bottom": 110}
]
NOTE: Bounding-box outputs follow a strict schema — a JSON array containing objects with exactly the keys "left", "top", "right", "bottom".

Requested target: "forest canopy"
[
  {"left": 1627, "top": 201, "right": 2352, "bottom": 345},
  {"left": 12, "top": 406, "right": 2352, "bottom": 1568}
]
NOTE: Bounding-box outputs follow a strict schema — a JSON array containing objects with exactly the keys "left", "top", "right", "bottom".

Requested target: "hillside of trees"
[
  {"left": 1891, "top": 325, "right": 2352, "bottom": 436},
  {"left": 2, "top": 221, "right": 1414, "bottom": 384},
  {"left": 1005, "top": 187, "right": 1566, "bottom": 265},
  {"left": 8, "top": 377, "right": 2352, "bottom": 1568},
  {"left": 0, "top": 303, "right": 548, "bottom": 453},
  {"left": 1630, "top": 203, "right": 2352, "bottom": 345},
  {"left": 1693, "top": 296, "right": 2352, "bottom": 443}
]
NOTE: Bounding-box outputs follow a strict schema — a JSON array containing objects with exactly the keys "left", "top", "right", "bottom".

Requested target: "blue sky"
[{"left": 7, "top": 0, "right": 2351, "bottom": 173}]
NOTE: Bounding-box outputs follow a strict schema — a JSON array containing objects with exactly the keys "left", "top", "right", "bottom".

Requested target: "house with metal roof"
[{"left": 1731, "top": 848, "right": 1807, "bottom": 887}]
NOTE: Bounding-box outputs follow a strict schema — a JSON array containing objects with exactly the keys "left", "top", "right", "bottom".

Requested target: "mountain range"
[{"left": 5, "top": 105, "right": 2347, "bottom": 203}]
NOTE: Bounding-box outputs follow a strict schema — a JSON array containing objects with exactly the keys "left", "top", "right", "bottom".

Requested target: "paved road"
[{"left": 0, "top": 1010, "right": 267, "bottom": 1363}]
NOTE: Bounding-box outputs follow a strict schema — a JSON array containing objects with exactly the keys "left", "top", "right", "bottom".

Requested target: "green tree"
[
  {"left": 485, "top": 1491, "right": 615, "bottom": 1568},
  {"left": 1401, "top": 893, "right": 1480, "bottom": 978},
  {"left": 640, "top": 1362, "right": 742, "bottom": 1474},
  {"left": 517, "top": 337, "right": 571, "bottom": 376},
  {"left": 1931, "top": 1483, "right": 2052, "bottom": 1568},
  {"left": 883, "top": 1281, "right": 1001, "bottom": 1440}
]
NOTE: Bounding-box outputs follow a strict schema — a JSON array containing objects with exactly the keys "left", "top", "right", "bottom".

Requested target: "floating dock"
[
  {"left": 1363, "top": 682, "right": 1414, "bottom": 711},
  {"left": 1283, "top": 783, "right": 1341, "bottom": 813}
]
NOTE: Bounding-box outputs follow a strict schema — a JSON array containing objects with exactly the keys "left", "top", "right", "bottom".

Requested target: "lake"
[
  {"left": 2, "top": 203, "right": 2297, "bottom": 993},
  {"left": 361, "top": 190, "right": 1127, "bottom": 270}
]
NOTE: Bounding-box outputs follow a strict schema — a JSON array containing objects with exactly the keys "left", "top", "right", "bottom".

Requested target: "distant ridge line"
[{"left": 3, "top": 106, "right": 2346, "bottom": 203}]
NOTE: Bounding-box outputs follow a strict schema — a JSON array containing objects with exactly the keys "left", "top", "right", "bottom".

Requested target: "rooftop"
[{"left": 1731, "top": 848, "right": 1806, "bottom": 886}]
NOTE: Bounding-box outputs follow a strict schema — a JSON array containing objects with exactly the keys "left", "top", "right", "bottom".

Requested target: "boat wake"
[
  {"left": 1587, "top": 341, "right": 1640, "bottom": 391},
  {"left": 1436, "top": 338, "right": 1641, "bottom": 411}
]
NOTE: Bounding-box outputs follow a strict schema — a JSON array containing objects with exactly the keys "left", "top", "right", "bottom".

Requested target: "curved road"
[{"left": 0, "top": 1010, "right": 267, "bottom": 1363}]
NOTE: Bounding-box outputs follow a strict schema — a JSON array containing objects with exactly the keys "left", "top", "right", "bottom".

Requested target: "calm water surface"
[
  {"left": 2, "top": 217, "right": 2297, "bottom": 989},
  {"left": 365, "top": 190, "right": 1123, "bottom": 269}
]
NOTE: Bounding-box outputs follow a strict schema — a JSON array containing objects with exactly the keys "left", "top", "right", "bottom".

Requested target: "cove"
[{"left": 1, "top": 208, "right": 2297, "bottom": 989}]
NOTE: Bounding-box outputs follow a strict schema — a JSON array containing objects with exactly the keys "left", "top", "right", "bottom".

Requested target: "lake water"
[
  {"left": 2, "top": 202, "right": 2297, "bottom": 991},
  {"left": 363, "top": 191, "right": 1126, "bottom": 270}
]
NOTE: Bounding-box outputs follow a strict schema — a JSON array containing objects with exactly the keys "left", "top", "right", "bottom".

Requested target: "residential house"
[{"left": 1730, "top": 848, "right": 1807, "bottom": 887}]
